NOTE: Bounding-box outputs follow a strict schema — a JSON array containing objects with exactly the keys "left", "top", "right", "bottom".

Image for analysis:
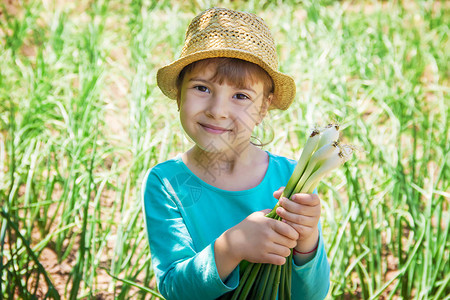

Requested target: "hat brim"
[{"left": 156, "top": 49, "right": 296, "bottom": 110}]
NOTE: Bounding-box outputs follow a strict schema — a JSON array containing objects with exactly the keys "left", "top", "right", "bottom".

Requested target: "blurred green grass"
[{"left": 0, "top": 0, "right": 448, "bottom": 299}]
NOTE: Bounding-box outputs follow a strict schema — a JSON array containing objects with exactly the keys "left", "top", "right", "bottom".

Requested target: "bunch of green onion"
[{"left": 221, "top": 124, "right": 354, "bottom": 300}]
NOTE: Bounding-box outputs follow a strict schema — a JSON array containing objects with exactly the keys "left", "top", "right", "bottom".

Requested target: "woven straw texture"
[{"left": 157, "top": 7, "right": 296, "bottom": 110}]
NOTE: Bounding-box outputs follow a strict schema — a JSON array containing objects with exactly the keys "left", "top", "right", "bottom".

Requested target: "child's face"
[{"left": 178, "top": 63, "right": 271, "bottom": 155}]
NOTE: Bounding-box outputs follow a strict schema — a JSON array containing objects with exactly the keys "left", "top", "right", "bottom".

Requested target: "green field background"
[{"left": 0, "top": 0, "right": 448, "bottom": 299}]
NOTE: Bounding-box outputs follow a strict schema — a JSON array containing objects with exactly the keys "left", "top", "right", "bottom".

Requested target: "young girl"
[{"left": 142, "top": 7, "right": 330, "bottom": 299}]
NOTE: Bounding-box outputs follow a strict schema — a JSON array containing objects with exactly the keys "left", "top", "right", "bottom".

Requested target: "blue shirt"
[{"left": 142, "top": 152, "right": 330, "bottom": 300}]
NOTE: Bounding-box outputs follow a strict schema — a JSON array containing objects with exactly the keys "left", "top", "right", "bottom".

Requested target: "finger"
[
  {"left": 279, "top": 197, "right": 320, "bottom": 217},
  {"left": 291, "top": 193, "right": 320, "bottom": 206},
  {"left": 268, "top": 242, "right": 293, "bottom": 258},
  {"left": 247, "top": 252, "right": 286, "bottom": 265},
  {"left": 273, "top": 186, "right": 285, "bottom": 199},
  {"left": 271, "top": 219, "right": 299, "bottom": 240},
  {"left": 252, "top": 209, "right": 271, "bottom": 218},
  {"left": 276, "top": 206, "right": 317, "bottom": 227},
  {"left": 267, "top": 225, "right": 298, "bottom": 249},
  {"left": 263, "top": 253, "right": 287, "bottom": 265},
  {"left": 272, "top": 233, "right": 298, "bottom": 249},
  {"left": 284, "top": 221, "right": 314, "bottom": 238},
  {"left": 261, "top": 208, "right": 272, "bottom": 215}
]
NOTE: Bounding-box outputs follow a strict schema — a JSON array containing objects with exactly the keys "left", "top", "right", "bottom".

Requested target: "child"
[{"left": 142, "top": 7, "right": 330, "bottom": 300}]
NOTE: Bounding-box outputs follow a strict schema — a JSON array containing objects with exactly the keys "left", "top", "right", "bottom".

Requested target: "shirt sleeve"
[
  {"left": 291, "top": 221, "right": 330, "bottom": 299},
  {"left": 141, "top": 169, "right": 239, "bottom": 300}
]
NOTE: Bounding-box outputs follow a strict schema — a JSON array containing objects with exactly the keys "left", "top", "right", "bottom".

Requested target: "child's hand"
[
  {"left": 273, "top": 188, "right": 320, "bottom": 254},
  {"left": 215, "top": 208, "right": 299, "bottom": 280},
  {"left": 227, "top": 210, "right": 299, "bottom": 265}
]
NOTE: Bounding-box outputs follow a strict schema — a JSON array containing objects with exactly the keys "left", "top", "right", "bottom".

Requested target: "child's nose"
[{"left": 205, "top": 94, "right": 229, "bottom": 119}]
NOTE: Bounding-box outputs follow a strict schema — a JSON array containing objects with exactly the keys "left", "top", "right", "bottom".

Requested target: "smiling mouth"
[{"left": 199, "top": 123, "right": 231, "bottom": 134}]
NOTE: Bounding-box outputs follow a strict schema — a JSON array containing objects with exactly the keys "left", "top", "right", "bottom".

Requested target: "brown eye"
[
  {"left": 234, "top": 93, "right": 250, "bottom": 100},
  {"left": 194, "top": 85, "right": 209, "bottom": 93}
]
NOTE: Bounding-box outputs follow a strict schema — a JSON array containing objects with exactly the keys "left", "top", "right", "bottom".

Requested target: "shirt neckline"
[{"left": 174, "top": 151, "right": 273, "bottom": 195}]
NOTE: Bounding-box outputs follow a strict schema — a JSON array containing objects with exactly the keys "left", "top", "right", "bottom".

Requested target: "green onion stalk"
[{"left": 220, "top": 124, "right": 355, "bottom": 300}]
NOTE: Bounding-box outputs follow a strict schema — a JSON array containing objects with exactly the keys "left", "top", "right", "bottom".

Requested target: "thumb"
[
  {"left": 273, "top": 186, "right": 285, "bottom": 199},
  {"left": 252, "top": 209, "right": 272, "bottom": 216},
  {"left": 261, "top": 208, "right": 272, "bottom": 215}
]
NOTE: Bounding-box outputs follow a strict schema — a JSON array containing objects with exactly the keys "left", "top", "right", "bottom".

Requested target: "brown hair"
[{"left": 176, "top": 57, "right": 274, "bottom": 103}]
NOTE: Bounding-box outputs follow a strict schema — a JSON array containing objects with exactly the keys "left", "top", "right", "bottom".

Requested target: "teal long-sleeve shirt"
[{"left": 142, "top": 152, "right": 330, "bottom": 300}]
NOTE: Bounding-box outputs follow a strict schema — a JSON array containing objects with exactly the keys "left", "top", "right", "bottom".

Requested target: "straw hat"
[{"left": 156, "top": 7, "right": 296, "bottom": 110}]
